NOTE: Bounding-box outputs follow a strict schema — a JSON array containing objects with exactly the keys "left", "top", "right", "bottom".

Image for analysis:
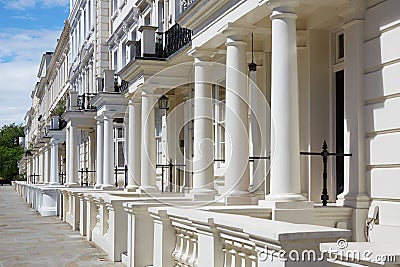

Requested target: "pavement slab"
[{"left": 0, "top": 186, "right": 125, "bottom": 267}]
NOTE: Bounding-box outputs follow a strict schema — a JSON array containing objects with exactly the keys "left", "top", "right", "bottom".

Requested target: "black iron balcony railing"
[
  {"left": 114, "top": 74, "right": 129, "bottom": 92},
  {"left": 158, "top": 24, "right": 192, "bottom": 58},
  {"left": 77, "top": 93, "right": 96, "bottom": 110},
  {"left": 135, "top": 40, "right": 141, "bottom": 58}
]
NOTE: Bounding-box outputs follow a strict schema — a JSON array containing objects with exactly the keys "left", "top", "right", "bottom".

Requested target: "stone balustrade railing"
[{"left": 149, "top": 207, "right": 352, "bottom": 267}]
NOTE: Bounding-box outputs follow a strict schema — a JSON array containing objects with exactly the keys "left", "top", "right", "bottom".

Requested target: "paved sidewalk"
[{"left": 0, "top": 185, "right": 125, "bottom": 267}]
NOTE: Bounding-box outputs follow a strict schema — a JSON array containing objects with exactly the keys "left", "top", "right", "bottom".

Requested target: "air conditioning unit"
[{"left": 50, "top": 116, "right": 59, "bottom": 130}]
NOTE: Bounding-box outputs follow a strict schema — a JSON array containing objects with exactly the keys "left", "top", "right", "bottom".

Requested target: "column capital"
[
  {"left": 221, "top": 24, "right": 251, "bottom": 43},
  {"left": 102, "top": 111, "right": 115, "bottom": 120},
  {"left": 128, "top": 98, "right": 142, "bottom": 105},
  {"left": 188, "top": 47, "right": 217, "bottom": 61},
  {"left": 266, "top": 0, "right": 299, "bottom": 11}
]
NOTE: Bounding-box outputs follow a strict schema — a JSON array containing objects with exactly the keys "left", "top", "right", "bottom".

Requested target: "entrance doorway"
[{"left": 335, "top": 70, "right": 344, "bottom": 196}]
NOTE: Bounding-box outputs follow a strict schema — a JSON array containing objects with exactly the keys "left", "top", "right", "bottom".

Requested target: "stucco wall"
[{"left": 364, "top": 0, "right": 400, "bottom": 200}]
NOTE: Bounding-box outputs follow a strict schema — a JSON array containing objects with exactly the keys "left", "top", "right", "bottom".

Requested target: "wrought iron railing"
[
  {"left": 77, "top": 93, "right": 96, "bottom": 110},
  {"left": 156, "top": 160, "right": 186, "bottom": 192},
  {"left": 300, "top": 140, "right": 352, "bottom": 206},
  {"left": 59, "top": 171, "right": 65, "bottom": 185},
  {"left": 114, "top": 165, "right": 128, "bottom": 187},
  {"left": 78, "top": 168, "right": 96, "bottom": 187},
  {"left": 114, "top": 74, "right": 129, "bottom": 92},
  {"left": 155, "top": 33, "right": 164, "bottom": 58},
  {"left": 135, "top": 40, "right": 141, "bottom": 58},
  {"left": 162, "top": 24, "right": 192, "bottom": 58}
]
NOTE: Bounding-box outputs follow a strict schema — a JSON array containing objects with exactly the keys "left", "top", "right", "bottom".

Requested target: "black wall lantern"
[
  {"left": 157, "top": 95, "right": 170, "bottom": 110},
  {"left": 248, "top": 32, "right": 257, "bottom": 72}
]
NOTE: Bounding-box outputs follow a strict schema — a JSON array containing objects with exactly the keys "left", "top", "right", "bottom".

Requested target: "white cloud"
[
  {"left": 0, "top": 28, "right": 61, "bottom": 128},
  {"left": 0, "top": 0, "right": 69, "bottom": 10}
]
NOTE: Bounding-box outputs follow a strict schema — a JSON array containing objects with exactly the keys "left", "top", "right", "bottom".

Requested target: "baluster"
[
  {"left": 181, "top": 231, "right": 192, "bottom": 265},
  {"left": 188, "top": 234, "right": 198, "bottom": 266}
]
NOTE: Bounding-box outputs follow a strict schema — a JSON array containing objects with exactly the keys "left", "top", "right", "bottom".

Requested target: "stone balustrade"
[
  {"left": 14, "top": 181, "right": 62, "bottom": 216},
  {"left": 149, "top": 207, "right": 352, "bottom": 267}
]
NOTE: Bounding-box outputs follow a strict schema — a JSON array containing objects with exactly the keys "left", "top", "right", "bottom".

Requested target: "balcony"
[
  {"left": 131, "top": 24, "right": 192, "bottom": 61},
  {"left": 157, "top": 24, "right": 192, "bottom": 58},
  {"left": 77, "top": 93, "right": 96, "bottom": 111}
]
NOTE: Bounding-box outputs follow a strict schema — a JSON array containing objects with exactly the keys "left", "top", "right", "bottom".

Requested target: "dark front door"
[{"left": 336, "top": 70, "right": 344, "bottom": 196}]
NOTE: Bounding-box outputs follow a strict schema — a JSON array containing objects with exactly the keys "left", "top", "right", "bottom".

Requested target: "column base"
[
  {"left": 336, "top": 193, "right": 370, "bottom": 209},
  {"left": 64, "top": 183, "right": 80, "bottom": 188},
  {"left": 138, "top": 186, "right": 159, "bottom": 194},
  {"left": 101, "top": 184, "right": 117, "bottom": 191},
  {"left": 259, "top": 200, "right": 315, "bottom": 224},
  {"left": 263, "top": 192, "right": 307, "bottom": 202},
  {"left": 125, "top": 185, "right": 139, "bottom": 192},
  {"left": 49, "top": 182, "right": 60, "bottom": 186},
  {"left": 188, "top": 188, "right": 218, "bottom": 201},
  {"left": 225, "top": 195, "right": 258, "bottom": 205}
]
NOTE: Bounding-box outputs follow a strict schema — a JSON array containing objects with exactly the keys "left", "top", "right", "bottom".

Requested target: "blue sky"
[{"left": 0, "top": 0, "right": 69, "bottom": 128}]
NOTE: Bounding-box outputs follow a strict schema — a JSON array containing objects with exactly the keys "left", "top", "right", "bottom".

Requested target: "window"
[
  {"left": 79, "top": 130, "right": 89, "bottom": 182},
  {"left": 213, "top": 83, "right": 226, "bottom": 168},
  {"left": 121, "top": 42, "right": 126, "bottom": 67},
  {"left": 113, "top": 49, "right": 118, "bottom": 71},
  {"left": 114, "top": 126, "right": 125, "bottom": 168},
  {"left": 155, "top": 109, "right": 165, "bottom": 164},
  {"left": 130, "top": 30, "right": 137, "bottom": 60},
  {"left": 336, "top": 32, "right": 344, "bottom": 62},
  {"left": 113, "top": 0, "right": 118, "bottom": 13}
]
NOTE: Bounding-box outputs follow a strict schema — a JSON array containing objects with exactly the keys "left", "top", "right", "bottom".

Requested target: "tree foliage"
[
  {"left": 50, "top": 99, "right": 66, "bottom": 117},
  {"left": 0, "top": 123, "right": 25, "bottom": 183}
]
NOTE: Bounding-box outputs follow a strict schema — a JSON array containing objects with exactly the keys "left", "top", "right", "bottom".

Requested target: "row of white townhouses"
[{"left": 16, "top": 0, "right": 400, "bottom": 266}]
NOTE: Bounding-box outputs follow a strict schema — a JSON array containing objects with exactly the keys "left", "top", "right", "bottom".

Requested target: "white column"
[
  {"left": 95, "top": 116, "right": 104, "bottom": 188},
  {"left": 337, "top": 16, "right": 369, "bottom": 209},
  {"left": 190, "top": 49, "right": 217, "bottom": 195},
  {"left": 140, "top": 93, "right": 158, "bottom": 191},
  {"left": 223, "top": 29, "right": 250, "bottom": 196},
  {"left": 65, "top": 127, "right": 70, "bottom": 184},
  {"left": 102, "top": 112, "right": 116, "bottom": 189},
  {"left": 44, "top": 144, "right": 50, "bottom": 184},
  {"left": 265, "top": 0, "right": 305, "bottom": 201},
  {"left": 66, "top": 124, "right": 79, "bottom": 186},
  {"left": 127, "top": 99, "right": 141, "bottom": 190},
  {"left": 39, "top": 149, "right": 44, "bottom": 183},
  {"left": 50, "top": 140, "right": 59, "bottom": 185}
]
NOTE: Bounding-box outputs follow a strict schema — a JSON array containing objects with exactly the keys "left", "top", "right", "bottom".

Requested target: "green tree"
[{"left": 0, "top": 123, "right": 25, "bottom": 183}]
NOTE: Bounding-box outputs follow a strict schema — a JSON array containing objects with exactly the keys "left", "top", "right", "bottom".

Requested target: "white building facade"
[{"left": 16, "top": 0, "right": 400, "bottom": 266}]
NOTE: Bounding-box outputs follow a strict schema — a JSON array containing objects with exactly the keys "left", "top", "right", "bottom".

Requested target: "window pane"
[
  {"left": 118, "top": 141, "right": 124, "bottom": 167},
  {"left": 338, "top": 34, "right": 344, "bottom": 59},
  {"left": 117, "top": 128, "right": 123, "bottom": 138}
]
